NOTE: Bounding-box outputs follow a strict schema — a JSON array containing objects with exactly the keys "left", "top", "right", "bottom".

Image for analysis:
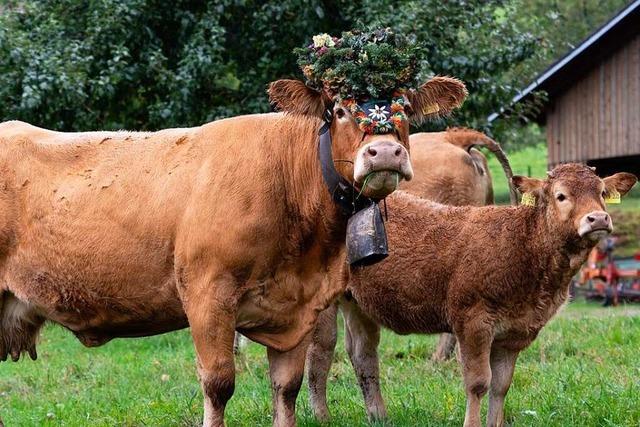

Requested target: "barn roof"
[{"left": 489, "top": 0, "right": 640, "bottom": 123}]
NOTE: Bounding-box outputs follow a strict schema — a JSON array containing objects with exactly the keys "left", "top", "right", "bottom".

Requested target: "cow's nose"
[{"left": 364, "top": 141, "right": 402, "bottom": 160}]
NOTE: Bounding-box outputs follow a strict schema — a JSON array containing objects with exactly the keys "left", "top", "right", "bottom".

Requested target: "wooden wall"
[{"left": 546, "top": 33, "right": 640, "bottom": 166}]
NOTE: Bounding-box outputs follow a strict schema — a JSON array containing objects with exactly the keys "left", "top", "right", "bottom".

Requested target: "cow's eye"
[
  {"left": 556, "top": 193, "right": 566, "bottom": 202},
  {"left": 335, "top": 108, "right": 346, "bottom": 119},
  {"left": 601, "top": 191, "right": 607, "bottom": 198}
]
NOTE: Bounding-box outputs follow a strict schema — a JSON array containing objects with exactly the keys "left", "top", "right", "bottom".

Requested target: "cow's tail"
[{"left": 445, "top": 128, "right": 519, "bottom": 205}]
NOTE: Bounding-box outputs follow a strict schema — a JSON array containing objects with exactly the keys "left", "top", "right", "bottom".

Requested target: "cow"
[
  {"left": 0, "top": 75, "right": 467, "bottom": 426},
  {"left": 305, "top": 128, "right": 517, "bottom": 418},
  {"left": 403, "top": 128, "right": 518, "bottom": 207},
  {"left": 306, "top": 163, "right": 637, "bottom": 427}
]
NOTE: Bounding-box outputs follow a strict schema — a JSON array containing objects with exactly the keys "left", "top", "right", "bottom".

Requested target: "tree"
[{"left": 0, "top": 0, "right": 546, "bottom": 135}]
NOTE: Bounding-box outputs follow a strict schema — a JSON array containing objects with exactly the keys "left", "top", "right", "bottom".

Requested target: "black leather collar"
[{"left": 317, "top": 109, "right": 375, "bottom": 215}]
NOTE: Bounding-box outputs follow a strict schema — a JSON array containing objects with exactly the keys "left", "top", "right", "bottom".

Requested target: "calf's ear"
[
  {"left": 511, "top": 176, "right": 544, "bottom": 194},
  {"left": 603, "top": 172, "right": 638, "bottom": 197},
  {"left": 268, "top": 79, "right": 327, "bottom": 118},
  {"left": 406, "top": 76, "right": 467, "bottom": 124}
]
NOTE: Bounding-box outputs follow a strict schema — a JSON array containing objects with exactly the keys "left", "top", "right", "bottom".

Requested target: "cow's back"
[
  {"left": 0, "top": 114, "right": 312, "bottom": 343},
  {"left": 401, "top": 132, "right": 492, "bottom": 206}
]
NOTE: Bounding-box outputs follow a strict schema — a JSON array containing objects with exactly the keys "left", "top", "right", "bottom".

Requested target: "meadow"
[{"left": 1, "top": 301, "right": 639, "bottom": 426}]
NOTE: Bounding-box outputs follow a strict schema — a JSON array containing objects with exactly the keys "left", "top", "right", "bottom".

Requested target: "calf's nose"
[{"left": 587, "top": 212, "right": 610, "bottom": 228}]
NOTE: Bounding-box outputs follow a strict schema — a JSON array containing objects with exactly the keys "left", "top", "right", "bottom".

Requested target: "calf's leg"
[
  {"left": 456, "top": 323, "right": 493, "bottom": 427},
  {"left": 306, "top": 302, "right": 338, "bottom": 421},
  {"left": 342, "top": 298, "right": 387, "bottom": 420},
  {"left": 268, "top": 333, "right": 312, "bottom": 427},
  {"left": 432, "top": 333, "right": 457, "bottom": 362},
  {"left": 486, "top": 346, "right": 519, "bottom": 427}
]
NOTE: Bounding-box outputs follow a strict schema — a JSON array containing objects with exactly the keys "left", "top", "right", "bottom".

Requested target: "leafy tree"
[{"left": 0, "top": 0, "right": 547, "bottom": 136}]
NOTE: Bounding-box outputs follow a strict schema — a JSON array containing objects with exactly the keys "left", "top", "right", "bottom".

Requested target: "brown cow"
[
  {"left": 0, "top": 76, "right": 466, "bottom": 426},
  {"left": 404, "top": 128, "right": 518, "bottom": 207},
  {"left": 307, "top": 163, "right": 636, "bottom": 427}
]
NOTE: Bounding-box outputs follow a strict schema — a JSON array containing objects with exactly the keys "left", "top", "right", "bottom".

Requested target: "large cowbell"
[{"left": 346, "top": 201, "right": 389, "bottom": 266}]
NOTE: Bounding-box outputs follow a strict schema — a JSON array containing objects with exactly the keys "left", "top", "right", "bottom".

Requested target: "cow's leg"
[
  {"left": 432, "top": 333, "right": 457, "bottom": 362},
  {"left": 342, "top": 298, "right": 387, "bottom": 420},
  {"left": 180, "top": 273, "right": 237, "bottom": 427},
  {"left": 486, "top": 346, "right": 519, "bottom": 427},
  {"left": 267, "top": 333, "right": 311, "bottom": 427},
  {"left": 306, "top": 301, "right": 338, "bottom": 421},
  {"left": 457, "top": 323, "right": 493, "bottom": 427}
]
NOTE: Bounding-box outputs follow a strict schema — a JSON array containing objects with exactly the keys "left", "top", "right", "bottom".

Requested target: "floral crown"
[
  {"left": 295, "top": 28, "right": 421, "bottom": 134},
  {"left": 296, "top": 28, "right": 421, "bottom": 101}
]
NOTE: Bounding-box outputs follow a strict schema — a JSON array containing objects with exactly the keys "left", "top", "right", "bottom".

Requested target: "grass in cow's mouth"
[
  {"left": 1, "top": 300, "right": 638, "bottom": 426},
  {"left": 356, "top": 171, "right": 400, "bottom": 199}
]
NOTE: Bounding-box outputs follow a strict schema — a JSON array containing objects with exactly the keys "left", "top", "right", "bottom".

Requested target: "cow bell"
[{"left": 346, "top": 202, "right": 389, "bottom": 267}]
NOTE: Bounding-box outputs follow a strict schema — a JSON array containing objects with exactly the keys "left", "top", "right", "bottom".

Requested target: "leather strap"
[{"left": 317, "top": 113, "right": 375, "bottom": 215}]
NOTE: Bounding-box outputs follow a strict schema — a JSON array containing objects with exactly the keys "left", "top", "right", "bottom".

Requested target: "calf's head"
[
  {"left": 268, "top": 77, "right": 467, "bottom": 198},
  {"left": 512, "top": 163, "right": 637, "bottom": 242}
]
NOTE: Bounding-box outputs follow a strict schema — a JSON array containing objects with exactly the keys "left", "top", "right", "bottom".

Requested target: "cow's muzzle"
[
  {"left": 578, "top": 211, "right": 613, "bottom": 240},
  {"left": 354, "top": 140, "right": 413, "bottom": 198}
]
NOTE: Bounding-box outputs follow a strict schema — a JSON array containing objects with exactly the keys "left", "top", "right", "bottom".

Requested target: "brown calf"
[
  {"left": 307, "top": 163, "right": 636, "bottom": 426},
  {"left": 305, "top": 128, "right": 517, "bottom": 417},
  {"left": 0, "top": 75, "right": 466, "bottom": 427}
]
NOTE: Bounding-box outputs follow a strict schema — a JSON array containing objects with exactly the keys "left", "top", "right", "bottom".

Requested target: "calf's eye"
[
  {"left": 601, "top": 191, "right": 606, "bottom": 198},
  {"left": 335, "top": 108, "right": 346, "bottom": 119},
  {"left": 556, "top": 193, "right": 566, "bottom": 202}
]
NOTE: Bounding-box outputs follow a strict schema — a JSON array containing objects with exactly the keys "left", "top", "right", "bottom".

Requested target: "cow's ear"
[
  {"left": 512, "top": 176, "right": 544, "bottom": 194},
  {"left": 268, "top": 79, "right": 327, "bottom": 118},
  {"left": 603, "top": 172, "right": 638, "bottom": 197},
  {"left": 406, "top": 76, "right": 467, "bottom": 124}
]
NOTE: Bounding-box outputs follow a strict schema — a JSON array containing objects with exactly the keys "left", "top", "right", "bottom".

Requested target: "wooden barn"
[{"left": 505, "top": 0, "right": 640, "bottom": 176}]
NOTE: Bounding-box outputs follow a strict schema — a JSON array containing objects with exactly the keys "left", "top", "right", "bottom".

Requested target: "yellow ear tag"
[
  {"left": 521, "top": 192, "right": 536, "bottom": 207},
  {"left": 421, "top": 103, "right": 440, "bottom": 115},
  {"left": 605, "top": 189, "right": 621, "bottom": 204}
]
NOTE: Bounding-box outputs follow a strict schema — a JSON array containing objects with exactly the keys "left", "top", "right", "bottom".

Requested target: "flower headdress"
[{"left": 295, "top": 28, "right": 422, "bottom": 134}]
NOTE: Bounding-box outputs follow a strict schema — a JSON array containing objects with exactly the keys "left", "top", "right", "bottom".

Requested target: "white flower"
[
  {"left": 368, "top": 105, "right": 389, "bottom": 121},
  {"left": 313, "top": 34, "right": 335, "bottom": 48}
]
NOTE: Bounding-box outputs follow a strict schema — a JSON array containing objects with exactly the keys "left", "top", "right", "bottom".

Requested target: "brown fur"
[
  {"left": 267, "top": 80, "right": 329, "bottom": 118},
  {"left": 308, "top": 163, "right": 636, "bottom": 426},
  {"left": 403, "top": 129, "right": 517, "bottom": 206},
  {"left": 404, "top": 128, "right": 518, "bottom": 360},
  {"left": 406, "top": 77, "right": 468, "bottom": 124}
]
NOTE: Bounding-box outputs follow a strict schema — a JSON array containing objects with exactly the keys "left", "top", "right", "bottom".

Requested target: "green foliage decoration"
[{"left": 295, "top": 28, "right": 421, "bottom": 100}]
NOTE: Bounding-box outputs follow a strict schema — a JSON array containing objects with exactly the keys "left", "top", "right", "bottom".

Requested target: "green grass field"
[{"left": 1, "top": 301, "right": 639, "bottom": 426}]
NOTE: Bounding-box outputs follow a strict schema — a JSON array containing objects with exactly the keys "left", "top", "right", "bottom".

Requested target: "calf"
[
  {"left": 307, "top": 163, "right": 636, "bottom": 426},
  {"left": 306, "top": 128, "right": 517, "bottom": 416}
]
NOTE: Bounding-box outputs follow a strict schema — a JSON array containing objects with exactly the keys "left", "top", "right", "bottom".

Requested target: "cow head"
[
  {"left": 268, "top": 77, "right": 467, "bottom": 198},
  {"left": 512, "top": 163, "right": 637, "bottom": 242}
]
